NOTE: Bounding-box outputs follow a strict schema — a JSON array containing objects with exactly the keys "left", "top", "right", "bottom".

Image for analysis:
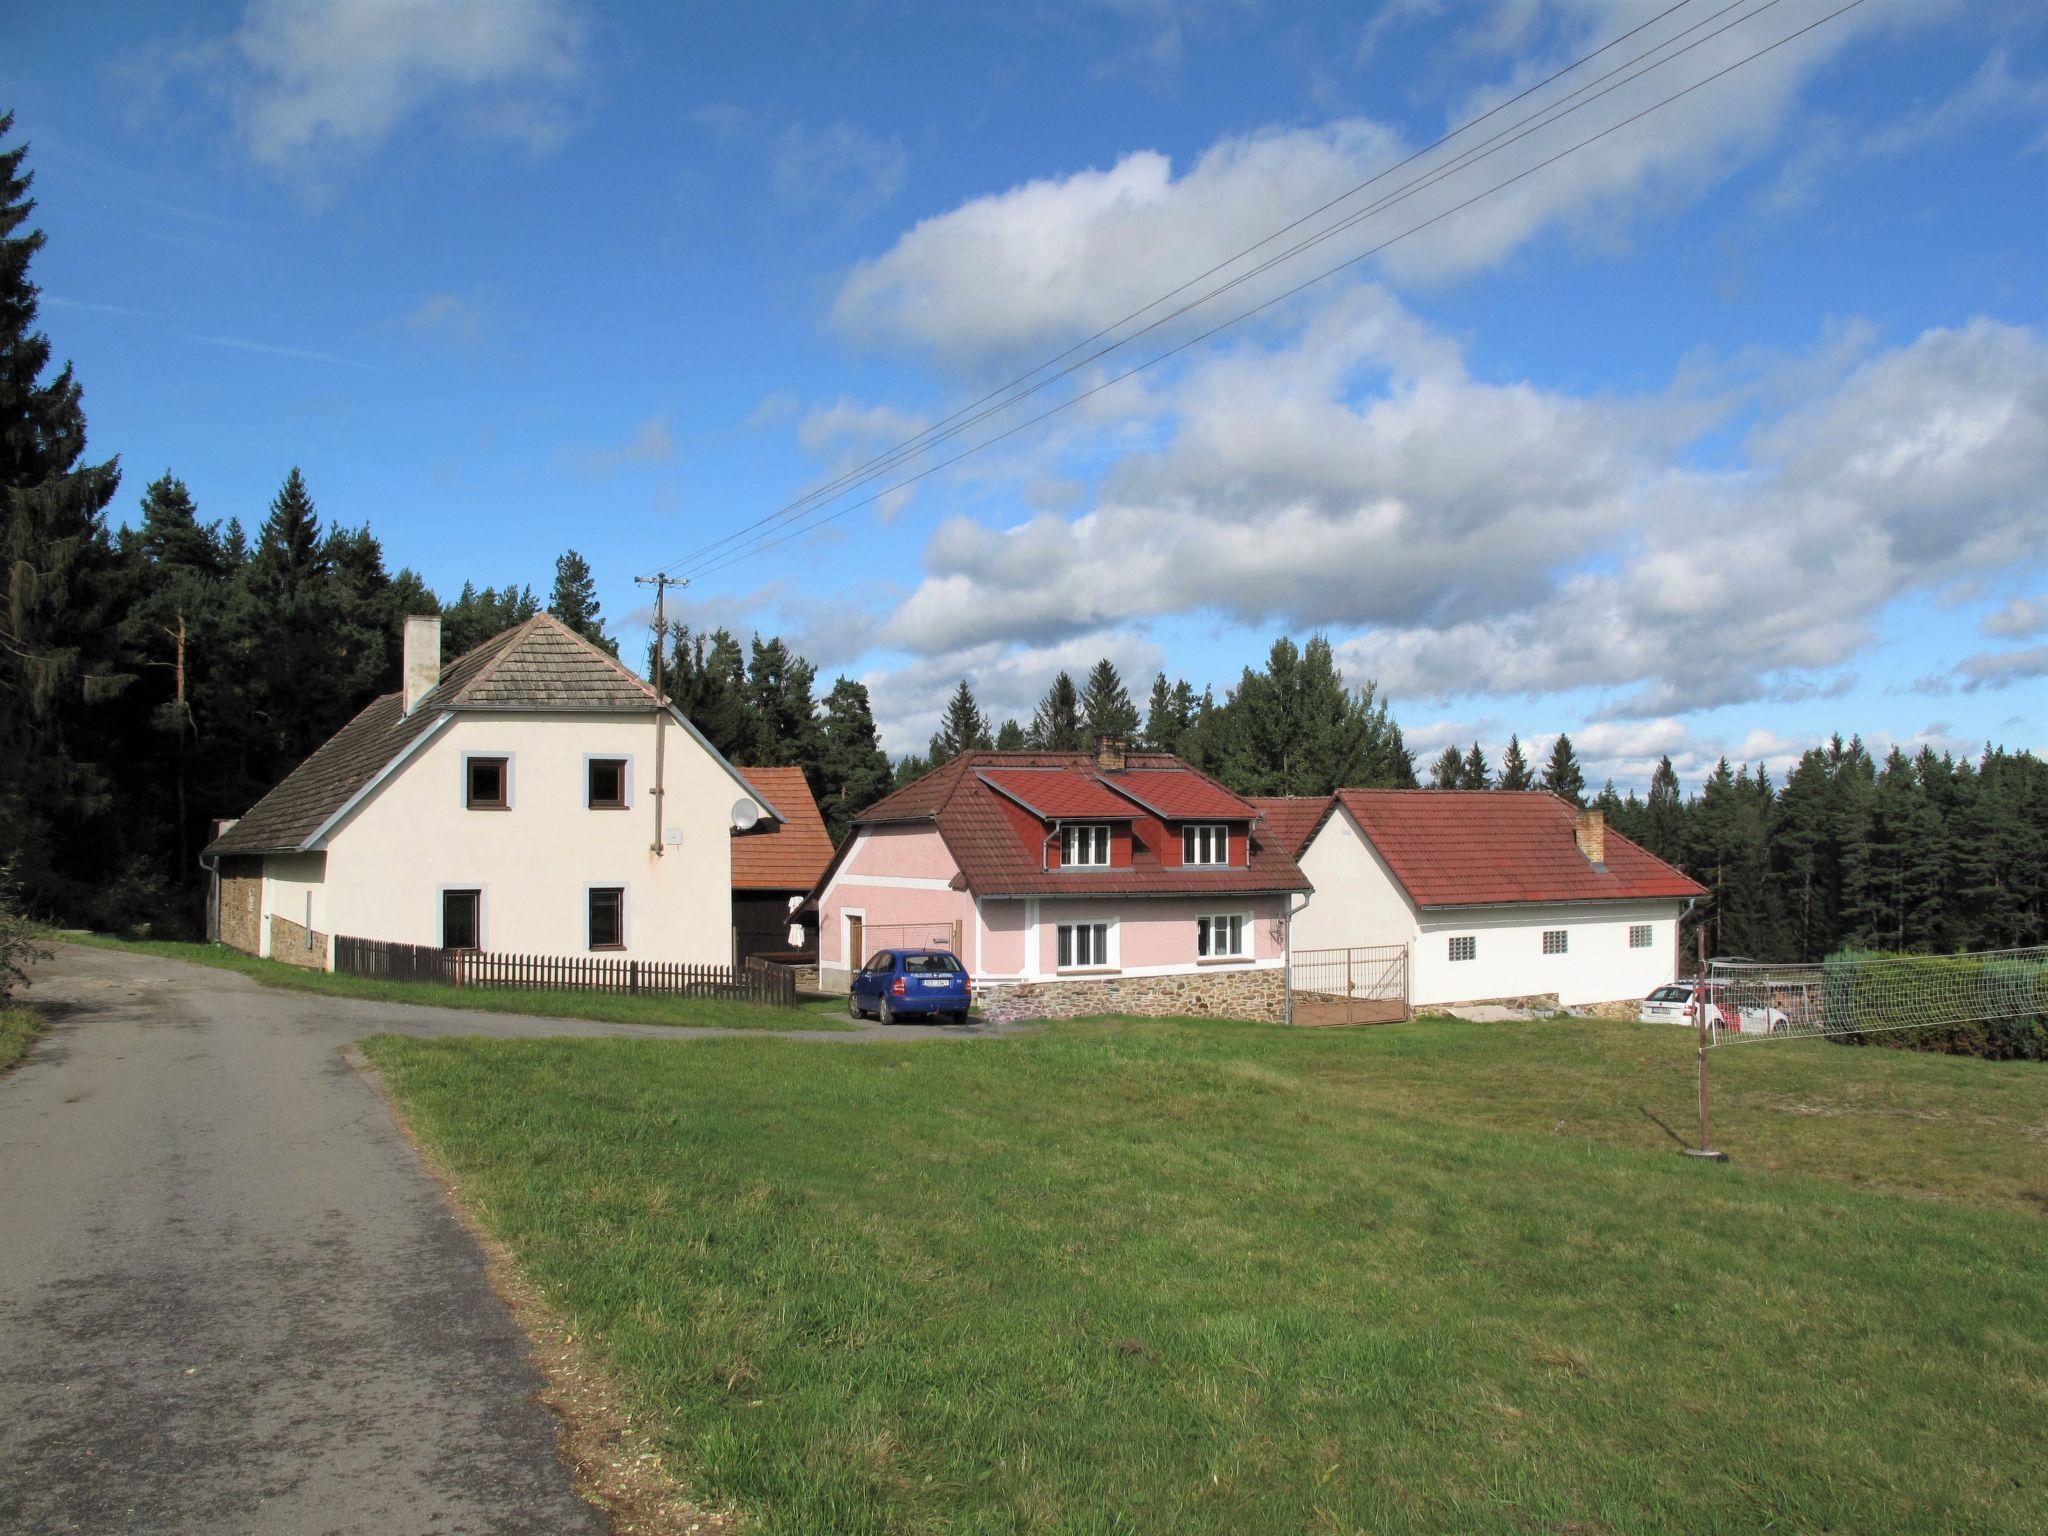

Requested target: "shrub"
[
  {"left": 1822, "top": 949, "right": 2047, "bottom": 1062},
  {"left": 0, "top": 860, "right": 54, "bottom": 999}
]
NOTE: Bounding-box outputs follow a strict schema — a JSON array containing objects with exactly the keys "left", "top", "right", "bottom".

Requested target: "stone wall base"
[
  {"left": 219, "top": 858, "right": 262, "bottom": 956},
  {"left": 977, "top": 967, "right": 1286, "bottom": 1025},
  {"left": 268, "top": 915, "right": 330, "bottom": 970}
]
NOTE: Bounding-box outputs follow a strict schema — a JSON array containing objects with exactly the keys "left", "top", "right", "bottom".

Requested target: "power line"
[
  {"left": 669, "top": 0, "right": 1790, "bottom": 582},
  {"left": 677, "top": 0, "right": 1865, "bottom": 584},
  {"left": 655, "top": 0, "right": 1720, "bottom": 579}
]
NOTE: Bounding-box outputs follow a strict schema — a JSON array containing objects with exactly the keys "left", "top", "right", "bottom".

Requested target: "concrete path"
[{"left": 0, "top": 945, "right": 995, "bottom": 1534}]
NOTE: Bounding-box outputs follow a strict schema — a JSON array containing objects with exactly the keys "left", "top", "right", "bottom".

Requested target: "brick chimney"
[
  {"left": 402, "top": 614, "right": 442, "bottom": 715},
  {"left": 1095, "top": 733, "right": 1128, "bottom": 773},
  {"left": 1574, "top": 807, "right": 1606, "bottom": 868}
]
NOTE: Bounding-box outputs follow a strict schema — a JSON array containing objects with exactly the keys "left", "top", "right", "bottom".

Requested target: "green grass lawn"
[
  {"left": 363, "top": 1015, "right": 2048, "bottom": 1535},
  {"left": 60, "top": 933, "right": 853, "bottom": 1032},
  {"left": 0, "top": 1003, "right": 44, "bottom": 1074}
]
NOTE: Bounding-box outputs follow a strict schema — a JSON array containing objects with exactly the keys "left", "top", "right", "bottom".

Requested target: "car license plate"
[{"left": 923, "top": 978, "right": 949, "bottom": 988}]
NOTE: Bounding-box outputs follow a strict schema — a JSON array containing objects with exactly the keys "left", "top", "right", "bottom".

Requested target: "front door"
[{"left": 848, "top": 914, "right": 864, "bottom": 971}]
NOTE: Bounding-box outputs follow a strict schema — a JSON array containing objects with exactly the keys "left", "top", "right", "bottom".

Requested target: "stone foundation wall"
[
  {"left": 1571, "top": 997, "right": 1645, "bottom": 1021},
  {"left": 977, "top": 966, "right": 1287, "bottom": 1025},
  {"left": 219, "top": 857, "right": 263, "bottom": 955},
  {"left": 268, "top": 914, "right": 330, "bottom": 970}
]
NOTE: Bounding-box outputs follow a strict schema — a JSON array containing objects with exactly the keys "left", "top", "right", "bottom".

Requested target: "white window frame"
[
  {"left": 1056, "top": 919, "right": 1115, "bottom": 970},
  {"left": 1062, "top": 824, "right": 1112, "bottom": 868},
  {"left": 1629, "top": 923, "right": 1653, "bottom": 949},
  {"left": 1542, "top": 928, "right": 1569, "bottom": 955},
  {"left": 583, "top": 752, "right": 634, "bottom": 810},
  {"left": 1182, "top": 824, "right": 1231, "bottom": 866},
  {"left": 1195, "top": 910, "right": 1250, "bottom": 960},
  {"left": 586, "top": 883, "right": 629, "bottom": 952},
  {"left": 439, "top": 885, "right": 487, "bottom": 951},
  {"left": 1449, "top": 935, "right": 1476, "bottom": 963},
  {"left": 461, "top": 750, "right": 515, "bottom": 811}
]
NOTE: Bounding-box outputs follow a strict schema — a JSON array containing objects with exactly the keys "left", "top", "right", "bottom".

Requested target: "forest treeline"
[{"left": 4, "top": 115, "right": 2044, "bottom": 956}]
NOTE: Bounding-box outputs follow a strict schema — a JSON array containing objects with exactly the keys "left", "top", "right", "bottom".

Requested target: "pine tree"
[
  {"left": 891, "top": 750, "right": 931, "bottom": 789},
  {"left": 664, "top": 625, "right": 751, "bottom": 760},
  {"left": 248, "top": 468, "right": 326, "bottom": 601},
  {"left": 1461, "top": 741, "right": 1491, "bottom": 791},
  {"left": 1029, "top": 672, "right": 1082, "bottom": 751},
  {"left": 1079, "top": 658, "right": 1139, "bottom": 742},
  {"left": 1497, "top": 734, "right": 1534, "bottom": 791},
  {"left": 815, "top": 677, "right": 892, "bottom": 845},
  {"left": 1430, "top": 745, "right": 1465, "bottom": 789},
  {"left": 1142, "top": 672, "right": 1183, "bottom": 754},
  {"left": 442, "top": 580, "right": 539, "bottom": 657},
  {"left": 1645, "top": 755, "right": 1684, "bottom": 863},
  {"left": 931, "top": 679, "right": 990, "bottom": 761},
  {"left": 547, "top": 549, "right": 616, "bottom": 656},
  {"left": 1542, "top": 734, "right": 1586, "bottom": 806},
  {"left": 744, "top": 635, "right": 820, "bottom": 770},
  {"left": 994, "top": 718, "right": 1026, "bottom": 751}
]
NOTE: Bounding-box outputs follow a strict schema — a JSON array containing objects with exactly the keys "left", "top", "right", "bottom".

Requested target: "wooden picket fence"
[{"left": 333, "top": 935, "right": 798, "bottom": 1008}]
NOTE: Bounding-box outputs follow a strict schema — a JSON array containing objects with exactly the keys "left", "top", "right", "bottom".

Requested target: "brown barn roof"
[
  {"left": 731, "top": 767, "right": 836, "bottom": 892},
  {"left": 839, "top": 751, "right": 1310, "bottom": 900},
  {"left": 205, "top": 613, "right": 755, "bottom": 858},
  {"left": 1330, "top": 790, "right": 1705, "bottom": 908}
]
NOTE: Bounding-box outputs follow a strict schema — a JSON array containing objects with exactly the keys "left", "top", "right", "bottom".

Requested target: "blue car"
[{"left": 849, "top": 949, "right": 973, "bottom": 1024}]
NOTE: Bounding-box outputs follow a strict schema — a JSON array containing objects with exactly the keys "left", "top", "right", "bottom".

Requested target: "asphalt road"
[{"left": 0, "top": 945, "right": 986, "bottom": 1534}]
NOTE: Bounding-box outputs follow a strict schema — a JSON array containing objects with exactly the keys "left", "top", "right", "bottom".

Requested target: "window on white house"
[
  {"left": 1542, "top": 929, "right": 1569, "bottom": 955},
  {"left": 1182, "top": 824, "right": 1230, "bottom": 866},
  {"left": 1449, "top": 935, "right": 1476, "bottom": 962},
  {"left": 587, "top": 757, "right": 627, "bottom": 809},
  {"left": 1629, "top": 924, "right": 1653, "bottom": 949},
  {"left": 588, "top": 887, "right": 625, "bottom": 950},
  {"left": 1196, "top": 913, "right": 1247, "bottom": 958},
  {"left": 1057, "top": 922, "right": 1110, "bottom": 968},
  {"left": 465, "top": 756, "right": 508, "bottom": 810},
  {"left": 1062, "top": 824, "right": 1112, "bottom": 867},
  {"left": 442, "top": 889, "right": 481, "bottom": 951}
]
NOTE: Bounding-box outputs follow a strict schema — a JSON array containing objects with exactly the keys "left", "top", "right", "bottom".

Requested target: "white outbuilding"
[{"left": 1258, "top": 790, "right": 1707, "bottom": 1011}]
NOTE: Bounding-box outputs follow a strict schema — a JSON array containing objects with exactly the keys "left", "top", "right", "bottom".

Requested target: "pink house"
[{"left": 812, "top": 739, "right": 1312, "bottom": 1023}]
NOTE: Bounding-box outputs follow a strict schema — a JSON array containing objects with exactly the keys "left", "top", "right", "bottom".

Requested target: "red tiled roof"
[
  {"left": 1107, "top": 767, "right": 1257, "bottom": 820},
  {"left": 844, "top": 751, "right": 1309, "bottom": 899},
  {"left": 731, "top": 766, "right": 837, "bottom": 892},
  {"left": 1332, "top": 790, "right": 1706, "bottom": 908},
  {"left": 1248, "top": 795, "right": 1334, "bottom": 859},
  {"left": 977, "top": 768, "right": 1139, "bottom": 819}
]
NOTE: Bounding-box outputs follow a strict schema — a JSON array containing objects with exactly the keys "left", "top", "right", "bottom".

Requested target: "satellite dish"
[{"left": 730, "top": 798, "right": 762, "bottom": 832}]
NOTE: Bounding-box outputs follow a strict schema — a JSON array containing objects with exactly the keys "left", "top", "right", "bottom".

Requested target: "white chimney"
[{"left": 402, "top": 615, "right": 442, "bottom": 715}]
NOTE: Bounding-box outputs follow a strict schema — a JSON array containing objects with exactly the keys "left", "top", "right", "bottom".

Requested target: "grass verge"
[
  {"left": 61, "top": 932, "right": 853, "bottom": 1032},
  {"left": 364, "top": 1014, "right": 2048, "bottom": 1535},
  {"left": 0, "top": 1002, "right": 44, "bottom": 1074}
]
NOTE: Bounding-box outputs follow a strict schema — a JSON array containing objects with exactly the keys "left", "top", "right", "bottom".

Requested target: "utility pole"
[
  {"left": 1684, "top": 924, "right": 1728, "bottom": 1162},
  {"left": 159, "top": 613, "right": 192, "bottom": 876},
  {"left": 634, "top": 575, "right": 686, "bottom": 855}
]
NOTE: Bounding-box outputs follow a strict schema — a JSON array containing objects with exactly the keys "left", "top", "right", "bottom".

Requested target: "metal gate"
[{"left": 1289, "top": 944, "right": 1409, "bottom": 1026}]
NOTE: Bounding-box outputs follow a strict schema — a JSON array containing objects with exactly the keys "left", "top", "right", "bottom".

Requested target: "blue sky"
[{"left": 7, "top": 0, "right": 2045, "bottom": 787}]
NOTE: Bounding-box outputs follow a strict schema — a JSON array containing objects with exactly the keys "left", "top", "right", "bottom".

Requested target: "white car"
[{"left": 1638, "top": 982, "right": 1788, "bottom": 1034}]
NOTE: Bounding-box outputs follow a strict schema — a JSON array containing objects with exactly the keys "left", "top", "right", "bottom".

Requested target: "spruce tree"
[
  {"left": 1079, "top": 658, "right": 1139, "bottom": 742},
  {"left": 994, "top": 718, "right": 1026, "bottom": 751},
  {"left": 1029, "top": 672, "right": 1082, "bottom": 751},
  {"left": 1461, "top": 741, "right": 1491, "bottom": 790},
  {"left": 930, "top": 679, "right": 990, "bottom": 761},
  {"left": 0, "top": 113, "right": 124, "bottom": 914},
  {"left": 1497, "top": 734, "right": 1534, "bottom": 791},
  {"left": 1645, "top": 755, "right": 1684, "bottom": 862},
  {"left": 815, "top": 676, "right": 892, "bottom": 844},
  {"left": 1430, "top": 745, "right": 1465, "bottom": 789},
  {"left": 1142, "top": 672, "right": 1180, "bottom": 753},
  {"left": 1542, "top": 733, "right": 1586, "bottom": 806},
  {"left": 547, "top": 549, "right": 616, "bottom": 656},
  {"left": 744, "top": 635, "right": 820, "bottom": 770}
]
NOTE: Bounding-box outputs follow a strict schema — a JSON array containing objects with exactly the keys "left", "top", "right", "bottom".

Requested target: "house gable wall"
[
  {"left": 319, "top": 711, "right": 742, "bottom": 965},
  {"left": 1291, "top": 804, "right": 1419, "bottom": 954}
]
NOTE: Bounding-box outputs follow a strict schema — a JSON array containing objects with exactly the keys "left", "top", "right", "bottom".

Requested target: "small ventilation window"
[
  {"left": 1542, "top": 929, "right": 1569, "bottom": 955},
  {"left": 1629, "top": 924, "right": 1653, "bottom": 949},
  {"left": 1449, "top": 935, "right": 1476, "bottom": 962}
]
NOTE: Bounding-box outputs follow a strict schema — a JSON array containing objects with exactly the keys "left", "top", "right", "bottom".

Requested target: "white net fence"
[{"left": 1702, "top": 947, "right": 2048, "bottom": 1047}]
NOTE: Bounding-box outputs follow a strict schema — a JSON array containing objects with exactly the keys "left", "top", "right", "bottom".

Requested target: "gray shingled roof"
[{"left": 205, "top": 614, "right": 664, "bottom": 857}]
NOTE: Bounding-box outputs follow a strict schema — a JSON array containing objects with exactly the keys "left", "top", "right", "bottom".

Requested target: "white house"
[
  {"left": 1258, "top": 790, "right": 1706, "bottom": 1010},
  {"left": 203, "top": 613, "right": 779, "bottom": 970}
]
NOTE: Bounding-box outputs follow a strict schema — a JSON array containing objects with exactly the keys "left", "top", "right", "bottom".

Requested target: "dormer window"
[
  {"left": 1062, "top": 824, "right": 1112, "bottom": 867},
  {"left": 1183, "top": 824, "right": 1230, "bottom": 866}
]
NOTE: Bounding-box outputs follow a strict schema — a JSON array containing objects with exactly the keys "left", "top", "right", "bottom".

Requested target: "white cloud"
[
  {"left": 566, "top": 415, "right": 675, "bottom": 477},
  {"left": 772, "top": 121, "right": 907, "bottom": 210},
  {"left": 834, "top": 2, "right": 1893, "bottom": 367},
  {"left": 405, "top": 290, "right": 486, "bottom": 347},
  {"left": 863, "top": 630, "right": 1164, "bottom": 755},
  {"left": 1981, "top": 594, "right": 2048, "bottom": 639},
  {"left": 179, "top": 0, "right": 585, "bottom": 173}
]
